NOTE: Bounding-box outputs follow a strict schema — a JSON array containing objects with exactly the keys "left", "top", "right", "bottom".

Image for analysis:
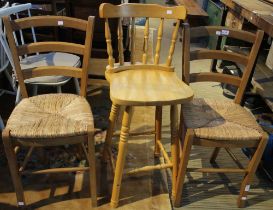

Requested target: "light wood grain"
[
  {"left": 99, "top": 4, "right": 190, "bottom": 208},
  {"left": 99, "top": 3, "right": 187, "bottom": 19},
  {"left": 109, "top": 70, "right": 193, "bottom": 106}
]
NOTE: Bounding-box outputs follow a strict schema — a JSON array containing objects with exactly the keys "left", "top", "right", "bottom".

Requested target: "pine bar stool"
[
  {"left": 2, "top": 15, "right": 97, "bottom": 208},
  {"left": 174, "top": 24, "right": 267, "bottom": 208},
  {"left": 99, "top": 3, "right": 193, "bottom": 208}
]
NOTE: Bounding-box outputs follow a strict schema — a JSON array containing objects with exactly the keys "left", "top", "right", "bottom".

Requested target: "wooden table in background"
[{"left": 174, "top": 0, "right": 208, "bottom": 26}]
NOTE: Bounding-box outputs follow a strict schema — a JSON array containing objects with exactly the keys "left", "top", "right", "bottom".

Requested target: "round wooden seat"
[
  {"left": 183, "top": 98, "right": 263, "bottom": 141},
  {"left": 109, "top": 69, "right": 194, "bottom": 106},
  {"left": 6, "top": 93, "right": 94, "bottom": 139}
]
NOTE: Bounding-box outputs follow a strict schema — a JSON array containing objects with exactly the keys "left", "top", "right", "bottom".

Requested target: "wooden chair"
[
  {"left": 174, "top": 24, "right": 267, "bottom": 208},
  {"left": 2, "top": 15, "right": 97, "bottom": 208},
  {"left": 0, "top": 1, "right": 17, "bottom": 97},
  {"left": 99, "top": 3, "right": 193, "bottom": 208},
  {"left": 0, "top": 3, "right": 81, "bottom": 104}
]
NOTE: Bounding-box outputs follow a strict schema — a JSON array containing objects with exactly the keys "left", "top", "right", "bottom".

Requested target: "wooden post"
[{"left": 110, "top": 106, "right": 133, "bottom": 208}]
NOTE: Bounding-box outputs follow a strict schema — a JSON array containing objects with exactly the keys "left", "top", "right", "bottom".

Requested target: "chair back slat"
[
  {"left": 22, "top": 66, "right": 82, "bottom": 80},
  {"left": 130, "top": 17, "right": 136, "bottom": 64},
  {"left": 190, "top": 72, "right": 241, "bottom": 86},
  {"left": 190, "top": 50, "right": 248, "bottom": 66},
  {"left": 3, "top": 15, "right": 95, "bottom": 98},
  {"left": 142, "top": 17, "right": 149, "bottom": 64},
  {"left": 117, "top": 18, "right": 124, "bottom": 65},
  {"left": 154, "top": 18, "right": 164, "bottom": 65},
  {"left": 10, "top": 16, "right": 87, "bottom": 32},
  {"left": 182, "top": 23, "right": 264, "bottom": 104},
  {"left": 105, "top": 18, "right": 115, "bottom": 68},
  {"left": 17, "top": 42, "right": 85, "bottom": 56},
  {"left": 166, "top": 19, "right": 180, "bottom": 66}
]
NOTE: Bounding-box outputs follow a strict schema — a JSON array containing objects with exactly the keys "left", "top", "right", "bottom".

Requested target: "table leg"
[{"left": 110, "top": 106, "right": 133, "bottom": 208}]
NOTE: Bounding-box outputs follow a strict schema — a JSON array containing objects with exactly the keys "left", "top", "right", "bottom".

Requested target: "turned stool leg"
[
  {"left": 103, "top": 104, "right": 120, "bottom": 162},
  {"left": 110, "top": 106, "right": 133, "bottom": 208},
  {"left": 154, "top": 106, "right": 162, "bottom": 157},
  {"left": 170, "top": 105, "right": 179, "bottom": 198}
]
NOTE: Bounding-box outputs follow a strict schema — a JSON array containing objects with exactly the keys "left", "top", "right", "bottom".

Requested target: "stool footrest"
[
  {"left": 21, "top": 167, "right": 89, "bottom": 175},
  {"left": 187, "top": 167, "right": 247, "bottom": 173},
  {"left": 125, "top": 163, "right": 173, "bottom": 175}
]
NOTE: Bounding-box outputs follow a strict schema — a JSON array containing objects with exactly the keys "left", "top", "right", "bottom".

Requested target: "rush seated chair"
[
  {"left": 99, "top": 3, "right": 194, "bottom": 208},
  {"left": 174, "top": 24, "right": 267, "bottom": 208},
  {"left": 2, "top": 15, "right": 97, "bottom": 208}
]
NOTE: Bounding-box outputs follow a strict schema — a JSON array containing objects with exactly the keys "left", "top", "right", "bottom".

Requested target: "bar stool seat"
[{"left": 108, "top": 69, "right": 193, "bottom": 106}]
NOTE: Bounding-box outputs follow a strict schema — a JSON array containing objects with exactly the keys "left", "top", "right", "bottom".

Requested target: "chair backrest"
[
  {"left": 3, "top": 15, "right": 94, "bottom": 98},
  {"left": 182, "top": 24, "right": 264, "bottom": 104},
  {"left": 0, "top": 3, "right": 37, "bottom": 70},
  {"left": 0, "top": 1, "right": 9, "bottom": 73},
  {"left": 99, "top": 3, "right": 187, "bottom": 71}
]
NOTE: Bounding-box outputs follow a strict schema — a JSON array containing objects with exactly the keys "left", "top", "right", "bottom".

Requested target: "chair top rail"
[
  {"left": 99, "top": 3, "right": 186, "bottom": 19},
  {"left": 0, "top": 3, "right": 31, "bottom": 17},
  {"left": 10, "top": 16, "right": 87, "bottom": 32},
  {"left": 190, "top": 26, "right": 256, "bottom": 43}
]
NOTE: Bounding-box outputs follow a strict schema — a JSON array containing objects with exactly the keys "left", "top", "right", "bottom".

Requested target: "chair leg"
[
  {"left": 73, "top": 78, "right": 80, "bottom": 95},
  {"left": 210, "top": 147, "right": 221, "bottom": 163},
  {"left": 15, "top": 86, "right": 21, "bottom": 105},
  {"left": 4, "top": 70, "right": 17, "bottom": 92},
  {"left": 0, "top": 115, "right": 4, "bottom": 131},
  {"left": 110, "top": 106, "right": 133, "bottom": 208},
  {"left": 57, "top": 86, "right": 62, "bottom": 93},
  {"left": 32, "top": 85, "right": 38, "bottom": 96},
  {"left": 102, "top": 104, "right": 120, "bottom": 162},
  {"left": 174, "top": 129, "right": 194, "bottom": 207},
  {"left": 154, "top": 106, "right": 162, "bottom": 157},
  {"left": 237, "top": 133, "right": 268, "bottom": 208},
  {"left": 2, "top": 129, "right": 26, "bottom": 207},
  {"left": 170, "top": 105, "right": 179, "bottom": 198},
  {"left": 87, "top": 128, "right": 98, "bottom": 207}
]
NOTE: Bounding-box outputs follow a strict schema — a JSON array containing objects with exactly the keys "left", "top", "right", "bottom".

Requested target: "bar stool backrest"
[{"left": 99, "top": 3, "right": 187, "bottom": 70}]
